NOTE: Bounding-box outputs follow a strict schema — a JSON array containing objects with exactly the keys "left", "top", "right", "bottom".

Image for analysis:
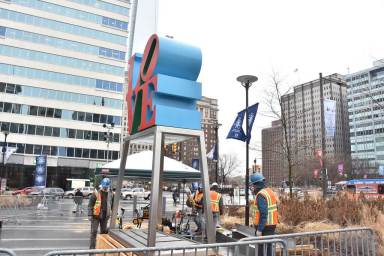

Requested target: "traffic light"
[{"left": 172, "top": 143, "right": 177, "bottom": 153}]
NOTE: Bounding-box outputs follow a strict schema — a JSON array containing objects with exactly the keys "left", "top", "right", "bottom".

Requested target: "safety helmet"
[
  {"left": 100, "top": 177, "right": 111, "bottom": 189},
  {"left": 211, "top": 182, "right": 219, "bottom": 188},
  {"left": 198, "top": 183, "right": 203, "bottom": 189},
  {"left": 250, "top": 173, "right": 265, "bottom": 185}
]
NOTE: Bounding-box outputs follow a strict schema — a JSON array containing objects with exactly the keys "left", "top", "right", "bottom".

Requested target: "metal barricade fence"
[
  {"left": 0, "top": 248, "right": 17, "bottom": 256},
  {"left": 43, "top": 239, "right": 288, "bottom": 256},
  {"left": 241, "top": 227, "right": 376, "bottom": 256},
  {"left": 0, "top": 195, "right": 63, "bottom": 224}
]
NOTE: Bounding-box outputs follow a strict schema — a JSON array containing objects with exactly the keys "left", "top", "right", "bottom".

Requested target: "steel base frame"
[{"left": 110, "top": 126, "right": 215, "bottom": 247}]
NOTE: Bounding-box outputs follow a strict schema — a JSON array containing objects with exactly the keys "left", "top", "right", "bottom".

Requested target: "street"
[{"left": 0, "top": 192, "right": 182, "bottom": 255}]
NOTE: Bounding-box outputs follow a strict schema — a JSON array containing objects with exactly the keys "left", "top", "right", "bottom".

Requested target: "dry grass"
[
  {"left": 223, "top": 194, "right": 384, "bottom": 255},
  {"left": 0, "top": 195, "right": 33, "bottom": 207}
]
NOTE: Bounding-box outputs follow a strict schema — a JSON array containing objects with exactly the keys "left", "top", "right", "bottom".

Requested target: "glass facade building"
[
  {"left": 0, "top": 0, "right": 129, "bottom": 188},
  {"left": 346, "top": 61, "right": 384, "bottom": 176}
]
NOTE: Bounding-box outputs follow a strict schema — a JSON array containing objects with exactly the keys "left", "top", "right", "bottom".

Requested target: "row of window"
[
  {"left": 68, "top": 0, "right": 129, "bottom": 16},
  {"left": 0, "top": 101, "right": 122, "bottom": 126},
  {"left": 0, "top": 44, "right": 123, "bottom": 76},
  {"left": 0, "top": 121, "right": 120, "bottom": 142},
  {"left": 352, "top": 128, "right": 384, "bottom": 137},
  {"left": 4, "top": 142, "right": 119, "bottom": 160},
  {"left": 1, "top": 26, "right": 125, "bottom": 60},
  {"left": 0, "top": 63, "right": 123, "bottom": 94},
  {"left": 0, "top": 9, "right": 126, "bottom": 45},
  {"left": 12, "top": 0, "right": 128, "bottom": 31},
  {"left": 0, "top": 82, "right": 122, "bottom": 109}
]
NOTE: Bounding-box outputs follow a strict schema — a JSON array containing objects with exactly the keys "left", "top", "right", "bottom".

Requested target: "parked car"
[
  {"left": 12, "top": 186, "right": 42, "bottom": 195},
  {"left": 64, "top": 187, "right": 94, "bottom": 198},
  {"left": 32, "top": 187, "right": 65, "bottom": 198},
  {"left": 122, "top": 187, "right": 150, "bottom": 200},
  {"left": 120, "top": 188, "right": 132, "bottom": 198}
]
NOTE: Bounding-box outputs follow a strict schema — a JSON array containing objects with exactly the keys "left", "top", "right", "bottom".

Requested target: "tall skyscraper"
[
  {"left": 0, "top": 0, "right": 130, "bottom": 188},
  {"left": 279, "top": 74, "right": 350, "bottom": 184},
  {"left": 262, "top": 120, "right": 286, "bottom": 186},
  {"left": 346, "top": 60, "right": 384, "bottom": 176}
]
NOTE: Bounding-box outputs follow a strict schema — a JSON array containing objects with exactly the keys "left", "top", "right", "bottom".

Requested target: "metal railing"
[
  {"left": 43, "top": 238, "right": 288, "bottom": 256},
  {"left": 0, "top": 195, "right": 63, "bottom": 223},
  {"left": 0, "top": 248, "right": 17, "bottom": 256},
  {"left": 241, "top": 227, "right": 376, "bottom": 255}
]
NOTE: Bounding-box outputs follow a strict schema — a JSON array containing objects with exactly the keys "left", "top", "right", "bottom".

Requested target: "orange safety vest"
[
  {"left": 250, "top": 188, "right": 278, "bottom": 226},
  {"left": 93, "top": 191, "right": 102, "bottom": 216},
  {"left": 193, "top": 192, "right": 204, "bottom": 209},
  {"left": 210, "top": 191, "right": 221, "bottom": 213},
  {"left": 93, "top": 190, "right": 112, "bottom": 217}
]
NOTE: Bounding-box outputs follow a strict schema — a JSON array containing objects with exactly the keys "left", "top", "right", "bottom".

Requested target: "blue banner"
[
  {"left": 192, "top": 158, "right": 199, "bottom": 170},
  {"left": 246, "top": 103, "right": 259, "bottom": 142},
  {"left": 34, "top": 155, "right": 47, "bottom": 188},
  {"left": 227, "top": 110, "right": 247, "bottom": 141},
  {"left": 379, "top": 165, "right": 384, "bottom": 176},
  {"left": 227, "top": 103, "right": 259, "bottom": 142}
]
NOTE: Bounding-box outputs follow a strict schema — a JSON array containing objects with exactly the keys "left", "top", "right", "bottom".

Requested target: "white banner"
[
  {"left": 324, "top": 99, "right": 336, "bottom": 137},
  {"left": 4, "top": 147, "right": 17, "bottom": 164}
]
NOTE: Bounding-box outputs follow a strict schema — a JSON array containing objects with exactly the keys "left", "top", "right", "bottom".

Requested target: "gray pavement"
[{"left": 0, "top": 192, "right": 180, "bottom": 255}]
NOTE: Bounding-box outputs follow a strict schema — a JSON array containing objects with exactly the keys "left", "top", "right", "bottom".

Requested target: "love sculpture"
[{"left": 126, "top": 34, "right": 202, "bottom": 134}]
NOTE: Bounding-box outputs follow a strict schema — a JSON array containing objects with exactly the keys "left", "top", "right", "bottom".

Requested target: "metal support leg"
[
  {"left": 110, "top": 140, "right": 130, "bottom": 229},
  {"left": 198, "top": 133, "right": 215, "bottom": 244},
  {"left": 147, "top": 127, "right": 163, "bottom": 247},
  {"left": 157, "top": 135, "right": 165, "bottom": 225}
]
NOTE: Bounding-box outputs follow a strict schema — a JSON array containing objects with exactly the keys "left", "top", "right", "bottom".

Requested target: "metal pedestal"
[{"left": 110, "top": 126, "right": 215, "bottom": 247}]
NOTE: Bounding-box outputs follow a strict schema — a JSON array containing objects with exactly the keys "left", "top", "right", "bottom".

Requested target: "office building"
[
  {"left": 346, "top": 60, "right": 384, "bottom": 176},
  {"left": 262, "top": 120, "right": 286, "bottom": 186},
  {"left": 167, "top": 96, "right": 219, "bottom": 179},
  {"left": 0, "top": 0, "right": 130, "bottom": 188},
  {"left": 280, "top": 74, "right": 350, "bottom": 184}
]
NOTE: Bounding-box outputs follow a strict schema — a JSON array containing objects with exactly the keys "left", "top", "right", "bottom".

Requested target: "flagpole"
[
  {"left": 237, "top": 75, "right": 258, "bottom": 226},
  {"left": 1, "top": 131, "right": 9, "bottom": 178}
]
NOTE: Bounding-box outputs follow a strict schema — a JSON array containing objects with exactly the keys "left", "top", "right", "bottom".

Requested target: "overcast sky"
[{"left": 136, "top": 0, "right": 384, "bottom": 175}]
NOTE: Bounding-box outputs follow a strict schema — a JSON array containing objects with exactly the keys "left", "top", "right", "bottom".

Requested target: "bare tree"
[
  {"left": 263, "top": 71, "right": 298, "bottom": 198},
  {"left": 219, "top": 153, "right": 241, "bottom": 184}
]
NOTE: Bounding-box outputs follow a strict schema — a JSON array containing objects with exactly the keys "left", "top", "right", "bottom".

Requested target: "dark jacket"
[
  {"left": 74, "top": 190, "right": 83, "bottom": 204},
  {"left": 88, "top": 189, "right": 113, "bottom": 219}
]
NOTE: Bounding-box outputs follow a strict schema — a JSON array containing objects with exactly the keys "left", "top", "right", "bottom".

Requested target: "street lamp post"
[
  {"left": 237, "top": 75, "right": 258, "bottom": 226},
  {"left": 2, "top": 131, "right": 9, "bottom": 177},
  {"left": 103, "top": 123, "right": 114, "bottom": 163},
  {"left": 214, "top": 123, "right": 221, "bottom": 183}
]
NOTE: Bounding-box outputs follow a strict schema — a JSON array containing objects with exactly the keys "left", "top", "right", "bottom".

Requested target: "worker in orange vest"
[
  {"left": 88, "top": 177, "right": 114, "bottom": 249},
  {"left": 191, "top": 184, "right": 204, "bottom": 233},
  {"left": 249, "top": 173, "right": 278, "bottom": 256},
  {"left": 210, "top": 182, "right": 224, "bottom": 228}
]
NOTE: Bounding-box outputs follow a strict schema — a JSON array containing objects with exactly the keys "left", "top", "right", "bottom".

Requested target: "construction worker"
[
  {"left": 210, "top": 182, "right": 224, "bottom": 228},
  {"left": 191, "top": 184, "right": 204, "bottom": 233},
  {"left": 249, "top": 173, "right": 278, "bottom": 256},
  {"left": 88, "top": 177, "right": 114, "bottom": 249}
]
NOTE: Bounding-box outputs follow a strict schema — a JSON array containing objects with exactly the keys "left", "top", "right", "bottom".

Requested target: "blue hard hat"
[
  {"left": 101, "top": 178, "right": 111, "bottom": 189},
  {"left": 250, "top": 173, "right": 265, "bottom": 185}
]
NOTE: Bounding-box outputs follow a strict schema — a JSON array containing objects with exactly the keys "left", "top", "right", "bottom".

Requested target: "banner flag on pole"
[
  {"left": 246, "top": 103, "right": 259, "bottom": 142},
  {"left": 227, "top": 103, "right": 259, "bottom": 142},
  {"left": 207, "top": 144, "right": 217, "bottom": 161},
  {"left": 226, "top": 110, "right": 247, "bottom": 141},
  {"left": 324, "top": 99, "right": 336, "bottom": 137},
  {"left": 4, "top": 146, "right": 17, "bottom": 164}
]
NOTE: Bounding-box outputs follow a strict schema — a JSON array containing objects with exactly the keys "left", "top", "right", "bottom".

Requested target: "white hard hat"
[{"left": 211, "top": 182, "right": 219, "bottom": 188}]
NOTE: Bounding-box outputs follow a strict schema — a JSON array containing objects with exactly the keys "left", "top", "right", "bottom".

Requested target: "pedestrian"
[
  {"left": 88, "top": 177, "right": 114, "bottom": 249},
  {"left": 73, "top": 188, "right": 83, "bottom": 214},
  {"left": 229, "top": 188, "right": 234, "bottom": 205},
  {"left": 249, "top": 173, "right": 278, "bottom": 256},
  {"left": 210, "top": 182, "right": 224, "bottom": 228},
  {"left": 172, "top": 188, "right": 178, "bottom": 206}
]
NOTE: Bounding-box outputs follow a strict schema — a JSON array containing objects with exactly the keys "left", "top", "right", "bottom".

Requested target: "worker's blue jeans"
[{"left": 255, "top": 225, "right": 276, "bottom": 256}]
